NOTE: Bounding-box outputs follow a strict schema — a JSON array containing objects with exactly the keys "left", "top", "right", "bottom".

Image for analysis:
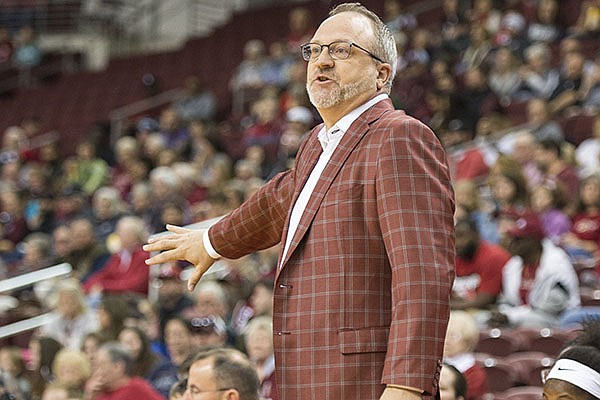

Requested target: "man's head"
[
  {"left": 184, "top": 348, "right": 259, "bottom": 400},
  {"left": 304, "top": 3, "right": 395, "bottom": 117},
  {"left": 439, "top": 363, "right": 467, "bottom": 400},
  {"left": 454, "top": 218, "right": 480, "bottom": 261},
  {"left": 94, "top": 342, "right": 133, "bottom": 391},
  {"left": 190, "top": 315, "right": 228, "bottom": 348}
]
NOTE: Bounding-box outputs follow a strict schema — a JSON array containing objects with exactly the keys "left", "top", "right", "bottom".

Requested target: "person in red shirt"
[
  {"left": 452, "top": 218, "right": 511, "bottom": 310},
  {"left": 83, "top": 342, "right": 163, "bottom": 400},
  {"left": 83, "top": 216, "right": 150, "bottom": 296}
]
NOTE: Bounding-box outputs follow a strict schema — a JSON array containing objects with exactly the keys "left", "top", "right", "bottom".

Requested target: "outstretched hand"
[{"left": 144, "top": 224, "right": 215, "bottom": 291}]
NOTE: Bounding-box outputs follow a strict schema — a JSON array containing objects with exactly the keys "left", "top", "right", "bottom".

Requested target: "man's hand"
[
  {"left": 144, "top": 224, "right": 215, "bottom": 291},
  {"left": 380, "top": 386, "right": 422, "bottom": 400}
]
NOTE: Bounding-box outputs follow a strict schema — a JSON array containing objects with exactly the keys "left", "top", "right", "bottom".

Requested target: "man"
[
  {"left": 184, "top": 348, "right": 260, "bottom": 400},
  {"left": 146, "top": 3, "right": 455, "bottom": 399},
  {"left": 83, "top": 342, "right": 163, "bottom": 400},
  {"left": 452, "top": 218, "right": 510, "bottom": 310},
  {"left": 494, "top": 212, "right": 580, "bottom": 328}
]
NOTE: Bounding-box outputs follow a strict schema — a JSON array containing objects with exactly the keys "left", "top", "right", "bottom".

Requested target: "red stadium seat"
[
  {"left": 476, "top": 328, "right": 524, "bottom": 357},
  {"left": 505, "top": 351, "right": 554, "bottom": 386},
  {"left": 477, "top": 356, "right": 518, "bottom": 393},
  {"left": 514, "top": 326, "right": 577, "bottom": 357},
  {"left": 494, "top": 386, "right": 543, "bottom": 400}
]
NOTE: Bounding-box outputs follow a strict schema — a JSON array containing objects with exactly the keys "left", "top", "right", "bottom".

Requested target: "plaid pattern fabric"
[{"left": 209, "top": 99, "right": 455, "bottom": 399}]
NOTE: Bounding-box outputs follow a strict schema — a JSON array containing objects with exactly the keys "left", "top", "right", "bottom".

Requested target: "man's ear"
[
  {"left": 225, "top": 389, "right": 240, "bottom": 400},
  {"left": 375, "top": 62, "right": 393, "bottom": 91}
]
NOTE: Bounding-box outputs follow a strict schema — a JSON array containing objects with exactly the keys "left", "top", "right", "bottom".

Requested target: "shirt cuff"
[{"left": 202, "top": 229, "right": 222, "bottom": 260}]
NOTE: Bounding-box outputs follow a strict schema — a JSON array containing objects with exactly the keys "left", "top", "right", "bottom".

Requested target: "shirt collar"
[{"left": 317, "top": 93, "right": 388, "bottom": 151}]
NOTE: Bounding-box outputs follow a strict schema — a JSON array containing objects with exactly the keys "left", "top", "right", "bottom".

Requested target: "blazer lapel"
[{"left": 277, "top": 100, "right": 393, "bottom": 272}]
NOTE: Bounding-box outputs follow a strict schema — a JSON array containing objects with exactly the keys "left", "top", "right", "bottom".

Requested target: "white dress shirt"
[{"left": 204, "top": 94, "right": 388, "bottom": 264}]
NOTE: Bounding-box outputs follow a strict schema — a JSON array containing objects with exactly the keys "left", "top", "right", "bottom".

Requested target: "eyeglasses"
[
  {"left": 300, "top": 41, "right": 384, "bottom": 63},
  {"left": 186, "top": 387, "right": 232, "bottom": 398}
]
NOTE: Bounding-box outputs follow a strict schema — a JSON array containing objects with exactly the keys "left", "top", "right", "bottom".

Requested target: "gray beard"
[{"left": 307, "top": 74, "right": 374, "bottom": 109}]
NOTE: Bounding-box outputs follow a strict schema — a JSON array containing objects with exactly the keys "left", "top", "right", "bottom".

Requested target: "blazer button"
[
  {"left": 279, "top": 283, "right": 293, "bottom": 289},
  {"left": 275, "top": 331, "right": 291, "bottom": 336}
]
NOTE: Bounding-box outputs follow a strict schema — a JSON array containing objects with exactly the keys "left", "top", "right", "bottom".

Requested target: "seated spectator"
[
  {"left": 458, "top": 24, "right": 492, "bottom": 74},
  {"left": 285, "top": 6, "right": 314, "bottom": 52},
  {"left": 526, "top": 0, "right": 562, "bottom": 45},
  {"left": 549, "top": 51, "right": 586, "bottom": 114},
  {"left": 172, "top": 75, "right": 217, "bottom": 123},
  {"left": 452, "top": 218, "right": 510, "bottom": 311},
  {"left": 155, "top": 264, "right": 194, "bottom": 341},
  {"left": 67, "top": 217, "right": 111, "bottom": 282},
  {"left": 443, "top": 310, "right": 488, "bottom": 400},
  {"left": 83, "top": 216, "right": 151, "bottom": 296},
  {"left": 163, "top": 317, "right": 196, "bottom": 368},
  {"left": 494, "top": 212, "right": 580, "bottom": 327},
  {"left": 439, "top": 363, "right": 467, "bottom": 400},
  {"left": 184, "top": 347, "right": 260, "bottom": 400},
  {"left": 492, "top": 10, "right": 528, "bottom": 53},
  {"left": 231, "top": 280, "right": 274, "bottom": 337},
  {"left": 526, "top": 98, "right": 565, "bottom": 143},
  {"left": 91, "top": 186, "right": 126, "bottom": 245},
  {"left": 39, "top": 279, "right": 99, "bottom": 350},
  {"left": 469, "top": 0, "right": 502, "bottom": 37},
  {"left": 243, "top": 316, "right": 277, "bottom": 400},
  {"left": 53, "top": 184, "right": 91, "bottom": 226},
  {"left": 64, "top": 139, "right": 109, "bottom": 197},
  {"left": 488, "top": 46, "right": 522, "bottom": 103},
  {"left": 0, "top": 189, "right": 29, "bottom": 262},
  {"left": 572, "top": 0, "right": 600, "bottom": 37},
  {"left": 51, "top": 348, "right": 91, "bottom": 396},
  {"left": 41, "top": 383, "right": 75, "bottom": 400},
  {"left": 83, "top": 342, "right": 163, "bottom": 400},
  {"left": 581, "top": 50, "right": 600, "bottom": 111},
  {"left": 531, "top": 182, "right": 572, "bottom": 245},
  {"left": 229, "top": 39, "right": 269, "bottom": 106},
  {"left": 242, "top": 97, "right": 285, "bottom": 167},
  {"left": 488, "top": 162, "right": 531, "bottom": 216},
  {"left": 96, "top": 296, "right": 131, "bottom": 342},
  {"left": 453, "top": 179, "right": 500, "bottom": 244},
  {"left": 575, "top": 114, "right": 600, "bottom": 177},
  {"left": 118, "top": 326, "right": 178, "bottom": 398},
  {"left": 189, "top": 315, "right": 228, "bottom": 349},
  {"left": 535, "top": 139, "right": 580, "bottom": 205},
  {"left": 263, "top": 41, "right": 295, "bottom": 89},
  {"left": 517, "top": 42, "right": 560, "bottom": 100},
  {"left": 28, "top": 336, "right": 63, "bottom": 400},
  {"left": 0, "top": 346, "right": 29, "bottom": 398},
  {"left": 110, "top": 136, "right": 142, "bottom": 201},
  {"left": 158, "top": 107, "right": 190, "bottom": 157}
]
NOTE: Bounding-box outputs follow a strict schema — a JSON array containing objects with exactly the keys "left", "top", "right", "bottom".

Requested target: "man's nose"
[{"left": 314, "top": 48, "right": 335, "bottom": 67}]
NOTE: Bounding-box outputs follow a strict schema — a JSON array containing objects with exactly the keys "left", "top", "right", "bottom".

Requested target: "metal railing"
[{"left": 0, "top": 262, "right": 72, "bottom": 340}]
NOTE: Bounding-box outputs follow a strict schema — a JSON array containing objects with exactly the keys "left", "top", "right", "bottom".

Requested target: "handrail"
[
  {"left": 0, "top": 263, "right": 72, "bottom": 294},
  {"left": 0, "top": 312, "right": 58, "bottom": 340}
]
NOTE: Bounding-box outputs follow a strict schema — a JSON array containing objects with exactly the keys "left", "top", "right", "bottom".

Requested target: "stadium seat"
[
  {"left": 475, "top": 328, "right": 524, "bottom": 357},
  {"left": 477, "top": 356, "right": 518, "bottom": 393},
  {"left": 505, "top": 351, "right": 554, "bottom": 387},
  {"left": 515, "top": 326, "right": 576, "bottom": 357},
  {"left": 493, "top": 386, "right": 543, "bottom": 400}
]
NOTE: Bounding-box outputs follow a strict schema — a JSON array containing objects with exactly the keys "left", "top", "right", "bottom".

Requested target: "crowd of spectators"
[{"left": 0, "top": 0, "right": 600, "bottom": 399}]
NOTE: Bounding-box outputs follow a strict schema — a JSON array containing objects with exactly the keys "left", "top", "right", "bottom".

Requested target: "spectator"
[
  {"left": 468, "top": 0, "right": 502, "bottom": 36},
  {"left": 168, "top": 378, "right": 186, "bottom": 400},
  {"left": 493, "top": 212, "right": 580, "bottom": 327},
  {"left": 439, "top": 363, "right": 467, "bottom": 400},
  {"left": 243, "top": 316, "right": 277, "bottom": 400},
  {"left": 488, "top": 162, "right": 531, "bottom": 215},
  {"left": 13, "top": 25, "right": 41, "bottom": 86},
  {"left": 517, "top": 42, "right": 560, "bottom": 100},
  {"left": 95, "top": 296, "right": 131, "bottom": 342},
  {"left": 91, "top": 187, "right": 126, "bottom": 245},
  {"left": 262, "top": 41, "right": 295, "bottom": 89},
  {"left": 53, "top": 184, "right": 90, "bottom": 226},
  {"left": 51, "top": 349, "right": 91, "bottom": 396},
  {"left": 285, "top": 7, "right": 313, "bottom": 53},
  {"left": 158, "top": 108, "right": 190, "bottom": 157},
  {"left": 530, "top": 181, "right": 571, "bottom": 244},
  {"left": 576, "top": 114, "right": 600, "bottom": 177},
  {"left": 384, "top": 0, "right": 416, "bottom": 35},
  {"left": 110, "top": 136, "right": 141, "bottom": 201},
  {"left": 443, "top": 311, "right": 488, "bottom": 400},
  {"left": 0, "top": 347, "right": 29, "bottom": 398},
  {"left": 83, "top": 216, "right": 151, "bottom": 296},
  {"left": 452, "top": 218, "right": 510, "bottom": 311},
  {"left": 83, "top": 342, "right": 163, "bottom": 400},
  {"left": 64, "top": 139, "right": 109, "bottom": 197},
  {"left": 40, "top": 383, "right": 73, "bottom": 400},
  {"left": 526, "top": 98, "right": 564, "bottom": 143},
  {"left": 27, "top": 336, "right": 63, "bottom": 400},
  {"left": 172, "top": 75, "right": 217, "bottom": 123},
  {"left": 163, "top": 317, "right": 196, "bottom": 368},
  {"left": 229, "top": 39, "right": 269, "bottom": 96},
  {"left": 39, "top": 279, "right": 99, "bottom": 350},
  {"left": 488, "top": 46, "right": 522, "bottom": 103},
  {"left": 534, "top": 139, "right": 579, "bottom": 204},
  {"left": 67, "top": 217, "right": 111, "bottom": 282},
  {"left": 458, "top": 24, "right": 492, "bottom": 74},
  {"left": 0, "top": 189, "right": 29, "bottom": 260},
  {"left": 453, "top": 179, "right": 500, "bottom": 244},
  {"left": 549, "top": 51, "right": 586, "bottom": 114},
  {"left": 184, "top": 347, "right": 260, "bottom": 400},
  {"left": 561, "top": 174, "right": 600, "bottom": 273},
  {"left": 155, "top": 264, "right": 194, "bottom": 341},
  {"left": 189, "top": 315, "right": 228, "bottom": 349},
  {"left": 526, "top": 0, "right": 562, "bottom": 45},
  {"left": 117, "top": 326, "right": 178, "bottom": 398},
  {"left": 573, "top": 0, "right": 600, "bottom": 37},
  {"left": 183, "top": 280, "right": 230, "bottom": 323},
  {"left": 242, "top": 97, "right": 285, "bottom": 166}
]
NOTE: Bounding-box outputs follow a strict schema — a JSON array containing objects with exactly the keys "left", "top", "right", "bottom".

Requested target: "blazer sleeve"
[
  {"left": 208, "top": 167, "right": 295, "bottom": 259},
  {"left": 376, "top": 115, "right": 455, "bottom": 394}
]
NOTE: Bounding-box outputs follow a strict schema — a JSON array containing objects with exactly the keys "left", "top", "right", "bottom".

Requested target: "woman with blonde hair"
[
  {"left": 51, "top": 349, "right": 91, "bottom": 396},
  {"left": 40, "top": 278, "right": 98, "bottom": 350}
]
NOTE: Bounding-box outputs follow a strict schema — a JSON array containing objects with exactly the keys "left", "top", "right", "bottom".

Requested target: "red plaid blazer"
[{"left": 209, "top": 99, "right": 455, "bottom": 399}]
